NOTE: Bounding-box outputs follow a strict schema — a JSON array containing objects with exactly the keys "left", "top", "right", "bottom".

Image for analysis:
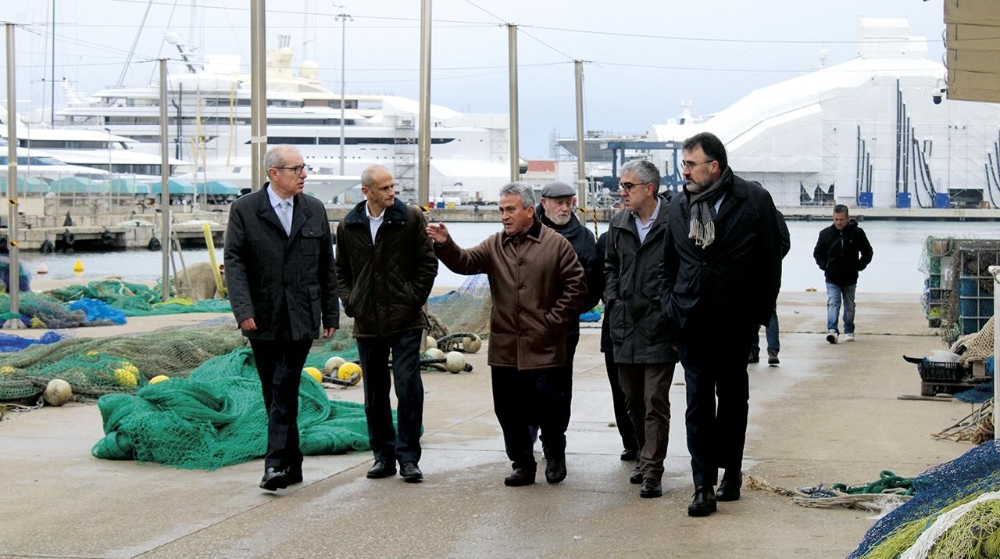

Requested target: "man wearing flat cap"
[{"left": 533, "top": 181, "right": 603, "bottom": 462}]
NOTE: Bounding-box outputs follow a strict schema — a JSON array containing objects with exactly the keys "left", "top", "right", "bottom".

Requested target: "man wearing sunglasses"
[
  {"left": 225, "top": 145, "right": 339, "bottom": 491},
  {"left": 604, "top": 159, "right": 677, "bottom": 499},
  {"left": 661, "top": 132, "right": 783, "bottom": 517}
]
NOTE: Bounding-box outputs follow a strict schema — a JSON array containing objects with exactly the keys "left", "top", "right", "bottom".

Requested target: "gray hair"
[
  {"left": 498, "top": 182, "right": 535, "bottom": 208},
  {"left": 263, "top": 145, "right": 299, "bottom": 171},
  {"left": 619, "top": 160, "right": 661, "bottom": 188},
  {"left": 361, "top": 164, "right": 390, "bottom": 188}
]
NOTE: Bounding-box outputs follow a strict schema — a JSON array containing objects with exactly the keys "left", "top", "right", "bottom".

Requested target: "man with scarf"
[{"left": 661, "top": 132, "right": 783, "bottom": 517}]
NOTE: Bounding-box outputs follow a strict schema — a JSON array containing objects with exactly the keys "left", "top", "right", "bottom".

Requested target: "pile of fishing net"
[
  {"left": 92, "top": 346, "right": 374, "bottom": 470},
  {"left": 428, "top": 273, "right": 491, "bottom": 338},
  {"left": 0, "top": 324, "right": 247, "bottom": 401},
  {"left": 45, "top": 279, "right": 231, "bottom": 317},
  {"left": 850, "top": 440, "right": 1000, "bottom": 558}
]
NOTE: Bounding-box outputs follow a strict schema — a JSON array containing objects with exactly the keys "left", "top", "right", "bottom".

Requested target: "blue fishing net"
[{"left": 849, "top": 440, "right": 1000, "bottom": 558}]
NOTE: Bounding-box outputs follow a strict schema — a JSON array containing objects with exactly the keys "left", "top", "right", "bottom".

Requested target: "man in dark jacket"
[
  {"left": 812, "top": 204, "right": 873, "bottom": 344},
  {"left": 427, "top": 182, "right": 586, "bottom": 487},
  {"left": 225, "top": 145, "right": 339, "bottom": 491},
  {"left": 605, "top": 159, "right": 677, "bottom": 499},
  {"left": 336, "top": 164, "right": 438, "bottom": 483},
  {"left": 662, "top": 132, "right": 783, "bottom": 516},
  {"left": 596, "top": 231, "right": 640, "bottom": 463},
  {"left": 750, "top": 208, "right": 791, "bottom": 365},
  {"left": 534, "top": 180, "right": 602, "bottom": 457}
]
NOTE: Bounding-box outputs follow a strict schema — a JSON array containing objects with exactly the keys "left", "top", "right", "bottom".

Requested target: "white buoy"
[
  {"left": 463, "top": 335, "right": 482, "bottom": 354},
  {"left": 43, "top": 379, "right": 73, "bottom": 406},
  {"left": 445, "top": 351, "right": 466, "bottom": 373},
  {"left": 426, "top": 336, "right": 438, "bottom": 350},
  {"left": 324, "top": 356, "right": 346, "bottom": 375},
  {"left": 37, "top": 262, "right": 49, "bottom": 275},
  {"left": 425, "top": 348, "right": 445, "bottom": 360}
]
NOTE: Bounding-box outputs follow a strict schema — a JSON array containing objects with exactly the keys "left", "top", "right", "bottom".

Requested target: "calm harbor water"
[{"left": 11, "top": 220, "right": 999, "bottom": 293}]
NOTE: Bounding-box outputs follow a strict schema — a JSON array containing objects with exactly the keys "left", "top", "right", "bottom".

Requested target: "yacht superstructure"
[{"left": 55, "top": 36, "right": 512, "bottom": 203}]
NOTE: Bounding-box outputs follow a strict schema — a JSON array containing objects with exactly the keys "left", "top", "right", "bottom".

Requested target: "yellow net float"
[
  {"left": 337, "top": 362, "right": 362, "bottom": 381},
  {"left": 303, "top": 367, "right": 323, "bottom": 384}
]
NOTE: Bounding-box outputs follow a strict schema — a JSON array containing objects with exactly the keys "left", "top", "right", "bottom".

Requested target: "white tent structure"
[{"left": 648, "top": 18, "right": 1000, "bottom": 208}]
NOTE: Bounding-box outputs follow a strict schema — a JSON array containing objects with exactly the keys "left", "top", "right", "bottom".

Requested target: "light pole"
[{"left": 336, "top": 13, "right": 352, "bottom": 176}]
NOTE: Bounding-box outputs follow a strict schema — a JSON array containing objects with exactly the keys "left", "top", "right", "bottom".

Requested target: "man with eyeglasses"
[
  {"left": 336, "top": 164, "right": 438, "bottom": 484},
  {"left": 529, "top": 181, "right": 603, "bottom": 462},
  {"left": 225, "top": 145, "right": 339, "bottom": 491},
  {"left": 604, "top": 159, "right": 677, "bottom": 499},
  {"left": 662, "top": 132, "right": 783, "bottom": 517}
]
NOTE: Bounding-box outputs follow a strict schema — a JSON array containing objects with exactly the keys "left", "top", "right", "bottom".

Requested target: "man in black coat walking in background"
[
  {"left": 813, "top": 204, "right": 874, "bottom": 344},
  {"left": 662, "top": 132, "right": 783, "bottom": 516}
]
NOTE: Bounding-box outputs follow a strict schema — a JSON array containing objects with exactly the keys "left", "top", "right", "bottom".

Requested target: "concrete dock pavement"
[{"left": 0, "top": 290, "right": 979, "bottom": 558}]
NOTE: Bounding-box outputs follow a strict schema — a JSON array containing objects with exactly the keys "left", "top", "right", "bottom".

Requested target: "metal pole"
[
  {"left": 507, "top": 23, "right": 519, "bottom": 183},
  {"left": 50, "top": 0, "right": 56, "bottom": 126},
  {"left": 991, "top": 265, "right": 1000, "bottom": 439},
  {"left": 159, "top": 58, "right": 171, "bottom": 303},
  {"left": 574, "top": 60, "right": 586, "bottom": 206},
  {"left": 337, "top": 14, "right": 351, "bottom": 176},
  {"left": 4, "top": 23, "right": 24, "bottom": 329},
  {"left": 417, "top": 0, "right": 432, "bottom": 206},
  {"left": 250, "top": 0, "right": 267, "bottom": 191}
]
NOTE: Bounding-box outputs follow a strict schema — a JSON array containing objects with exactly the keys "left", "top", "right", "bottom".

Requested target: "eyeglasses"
[
  {"left": 273, "top": 164, "right": 311, "bottom": 174},
  {"left": 682, "top": 160, "right": 715, "bottom": 170},
  {"left": 619, "top": 181, "right": 650, "bottom": 192}
]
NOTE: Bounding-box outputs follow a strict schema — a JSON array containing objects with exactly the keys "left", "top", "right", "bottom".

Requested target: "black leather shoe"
[
  {"left": 628, "top": 463, "right": 643, "bottom": 485},
  {"left": 259, "top": 467, "right": 289, "bottom": 491},
  {"left": 687, "top": 486, "right": 717, "bottom": 517},
  {"left": 640, "top": 478, "right": 663, "bottom": 498},
  {"left": 545, "top": 458, "right": 567, "bottom": 484},
  {"left": 767, "top": 350, "right": 780, "bottom": 366},
  {"left": 400, "top": 462, "right": 423, "bottom": 483},
  {"left": 748, "top": 352, "right": 760, "bottom": 364},
  {"left": 620, "top": 448, "right": 638, "bottom": 461},
  {"left": 286, "top": 470, "right": 303, "bottom": 485},
  {"left": 504, "top": 467, "right": 536, "bottom": 487},
  {"left": 717, "top": 475, "right": 742, "bottom": 501},
  {"left": 366, "top": 460, "right": 397, "bottom": 479}
]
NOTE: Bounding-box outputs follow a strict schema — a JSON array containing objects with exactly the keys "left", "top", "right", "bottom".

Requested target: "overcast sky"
[{"left": 4, "top": 0, "right": 948, "bottom": 158}]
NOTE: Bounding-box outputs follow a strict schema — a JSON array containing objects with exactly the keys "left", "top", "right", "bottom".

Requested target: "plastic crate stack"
[
  {"left": 921, "top": 237, "right": 950, "bottom": 328},
  {"left": 955, "top": 242, "right": 998, "bottom": 336}
]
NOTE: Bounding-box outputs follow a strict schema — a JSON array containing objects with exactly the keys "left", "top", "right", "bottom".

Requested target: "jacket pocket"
[
  {"left": 309, "top": 285, "right": 322, "bottom": 331},
  {"left": 300, "top": 228, "right": 323, "bottom": 255}
]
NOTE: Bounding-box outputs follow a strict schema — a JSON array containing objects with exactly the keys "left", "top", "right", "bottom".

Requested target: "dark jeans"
[
  {"left": 249, "top": 338, "right": 312, "bottom": 474},
  {"left": 618, "top": 362, "right": 676, "bottom": 480},
  {"left": 357, "top": 328, "right": 425, "bottom": 465},
  {"left": 679, "top": 318, "right": 756, "bottom": 488},
  {"left": 750, "top": 309, "right": 780, "bottom": 355},
  {"left": 604, "top": 351, "right": 639, "bottom": 452},
  {"left": 493, "top": 366, "right": 570, "bottom": 470}
]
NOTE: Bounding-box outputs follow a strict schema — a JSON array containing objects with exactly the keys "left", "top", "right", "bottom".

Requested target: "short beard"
[{"left": 548, "top": 213, "right": 571, "bottom": 226}]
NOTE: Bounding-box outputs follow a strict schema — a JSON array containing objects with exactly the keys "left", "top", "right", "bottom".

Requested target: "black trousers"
[
  {"left": 678, "top": 319, "right": 756, "bottom": 488},
  {"left": 540, "top": 326, "right": 578, "bottom": 457},
  {"left": 492, "top": 365, "right": 570, "bottom": 469},
  {"left": 357, "top": 328, "right": 425, "bottom": 465},
  {"left": 604, "top": 351, "right": 639, "bottom": 452},
  {"left": 249, "top": 338, "right": 312, "bottom": 474}
]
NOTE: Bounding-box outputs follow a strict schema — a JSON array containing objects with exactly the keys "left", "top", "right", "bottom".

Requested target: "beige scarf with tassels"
[{"left": 687, "top": 167, "right": 732, "bottom": 248}]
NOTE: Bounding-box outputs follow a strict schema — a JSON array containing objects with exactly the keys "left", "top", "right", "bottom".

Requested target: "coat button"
[{"left": 518, "top": 259, "right": 527, "bottom": 266}]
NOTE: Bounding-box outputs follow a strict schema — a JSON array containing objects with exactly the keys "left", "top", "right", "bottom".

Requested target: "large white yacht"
[{"left": 55, "top": 35, "right": 512, "bottom": 203}]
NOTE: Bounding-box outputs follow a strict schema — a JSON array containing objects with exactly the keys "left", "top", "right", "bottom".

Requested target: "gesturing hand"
[{"left": 426, "top": 222, "right": 449, "bottom": 244}]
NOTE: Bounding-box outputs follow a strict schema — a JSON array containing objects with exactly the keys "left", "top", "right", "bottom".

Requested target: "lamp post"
[{"left": 336, "top": 13, "right": 352, "bottom": 176}]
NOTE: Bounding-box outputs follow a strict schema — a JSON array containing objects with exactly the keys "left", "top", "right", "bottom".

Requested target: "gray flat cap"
[{"left": 541, "top": 181, "right": 575, "bottom": 198}]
